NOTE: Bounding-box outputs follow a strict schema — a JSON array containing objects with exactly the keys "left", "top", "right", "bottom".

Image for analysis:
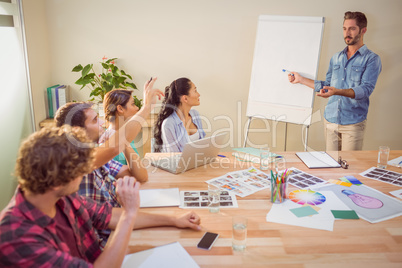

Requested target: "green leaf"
[
  {"left": 106, "top": 58, "right": 117, "bottom": 64},
  {"left": 82, "top": 64, "right": 93, "bottom": 77},
  {"left": 104, "top": 83, "right": 113, "bottom": 92},
  {"left": 121, "top": 70, "right": 133, "bottom": 80},
  {"left": 117, "top": 76, "right": 126, "bottom": 84},
  {"left": 90, "top": 87, "right": 102, "bottom": 97},
  {"left": 125, "top": 82, "right": 137, "bottom": 89},
  {"left": 133, "top": 95, "right": 143, "bottom": 109},
  {"left": 75, "top": 77, "right": 86, "bottom": 85},
  {"left": 101, "top": 63, "right": 109, "bottom": 69},
  {"left": 111, "top": 65, "right": 120, "bottom": 76},
  {"left": 82, "top": 76, "right": 94, "bottom": 85},
  {"left": 72, "top": 64, "right": 83, "bottom": 72},
  {"left": 104, "top": 73, "right": 113, "bottom": 83}
]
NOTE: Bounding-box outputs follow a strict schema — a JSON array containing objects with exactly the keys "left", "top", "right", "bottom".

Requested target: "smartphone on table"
[{"left": 197, "top": 232, "right": 219, "bottom": 250}]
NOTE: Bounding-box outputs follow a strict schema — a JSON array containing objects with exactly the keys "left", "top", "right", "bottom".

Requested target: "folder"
[{"left": 296, "top": 151, "right": 341, "bottom": 169}]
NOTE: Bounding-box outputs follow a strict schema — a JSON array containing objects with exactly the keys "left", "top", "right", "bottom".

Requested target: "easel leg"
[
  {"left": 284, "top": 123, "right": 288, "bottom": 151},
  {"left": 304, "top": 125, "right": 309, "bottom": 151},
  {"left": 243, "top": 117, "right": 252, "bottom": 147}
]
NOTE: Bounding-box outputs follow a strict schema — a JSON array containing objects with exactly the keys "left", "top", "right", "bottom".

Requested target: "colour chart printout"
[
  {"left": 287, "top": 168, "right": 327, "bottom": 189},
  {"left": 206, "top": 167, "right": 270, "bottom": 197},
  {"left": 360, "top": 167, "right": 402, "bottom": 187}
]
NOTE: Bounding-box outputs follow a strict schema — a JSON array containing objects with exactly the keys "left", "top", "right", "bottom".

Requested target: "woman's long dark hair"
[{"left": 153, "top": 77, "right": 191, "bottom": 152}]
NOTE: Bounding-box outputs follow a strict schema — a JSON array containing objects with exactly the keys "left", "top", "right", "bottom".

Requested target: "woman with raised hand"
[
  {"left": 100, "top": 89, "right": 148, "bottom": 182},
  {"left": 154, "top": 77, "right": 205, "bottom": 152}
]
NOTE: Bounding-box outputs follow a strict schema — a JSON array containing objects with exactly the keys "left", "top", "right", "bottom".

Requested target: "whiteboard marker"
[{"left": 282, "top": 69, "right": 294, "bottom": 76}]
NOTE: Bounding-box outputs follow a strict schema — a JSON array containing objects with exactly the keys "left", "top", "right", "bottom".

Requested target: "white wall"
[{"left": 24, "top": 0, "right": 402, "bottom": 153}]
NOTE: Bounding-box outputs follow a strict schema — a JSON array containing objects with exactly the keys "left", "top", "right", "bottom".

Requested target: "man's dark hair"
[
  {"left": 344, "top": 11, "right": 367, "bottom": 30},
  {"left": 55, "top": 102, "right": 93, "bottom": 127}
]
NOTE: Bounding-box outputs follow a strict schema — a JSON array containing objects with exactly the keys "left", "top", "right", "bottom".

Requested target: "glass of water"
[
  {"left": 377, "top": 146, "right": 390, "bottom": 169},
  {"left": 208, "top": 184, "right": 220, "bottom": 213},
  {"left": 260, "top": 147, "right": 270, "bottom": 171},
  {"left": 232, "top": 216, "right": 247, "bottom": 251}
]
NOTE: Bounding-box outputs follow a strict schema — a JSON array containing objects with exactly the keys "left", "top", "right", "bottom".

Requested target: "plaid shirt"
[
  {"left": 78, "top": 159, "right": 123, "bottom": 247},
  {"left": 0, "top": 188, "right": 112, "bottom": 267}
]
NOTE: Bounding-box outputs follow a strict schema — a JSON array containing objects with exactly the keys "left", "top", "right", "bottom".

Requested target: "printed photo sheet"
[
  {"left": 360, "top": 167, "right": 402, "bottom": 187},
  {"left": 179, "top": 190, "right": 238, "bottom": 209},
  {"left": 287, "top": 168, "right": 328, "bottom": 189},
  {"left": 206, "top": 167, "right": 270, "bottom": 197}
]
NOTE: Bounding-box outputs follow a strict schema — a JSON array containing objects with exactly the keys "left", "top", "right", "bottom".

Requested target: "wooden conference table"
[{"left": 127, "top": 150, "right": 402, "bottom": 267}]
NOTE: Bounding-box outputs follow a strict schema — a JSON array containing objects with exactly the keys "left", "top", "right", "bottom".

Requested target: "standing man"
[{"left": 288, "top": 11, "right": 382, "bottom": 151}]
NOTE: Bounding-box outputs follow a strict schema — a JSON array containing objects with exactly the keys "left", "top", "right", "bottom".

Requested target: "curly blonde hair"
[{"left": 15, "top": 126, "right": 95, "bottom": 194}]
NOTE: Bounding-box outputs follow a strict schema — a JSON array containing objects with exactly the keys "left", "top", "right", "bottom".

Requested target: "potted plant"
[{"left": 72, "top": 57, "right": 142, "bottom": 112}]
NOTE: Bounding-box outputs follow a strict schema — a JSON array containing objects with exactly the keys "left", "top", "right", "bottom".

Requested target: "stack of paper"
[
  {"left": 139, "top": 188, "right": 180, "bottom": 208},
  {"left": 232, "top": 147, "right": 280, "bottom": 163},
  {"left": 266, "top": 191, "right": 351, "bottom": 231},
  {"left": 122, "top": 242, "right": 199, "bottom": 268}
]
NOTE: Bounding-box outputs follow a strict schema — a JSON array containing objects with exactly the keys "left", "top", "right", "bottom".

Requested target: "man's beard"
[{"left": 344, "top": 31, "right": 362, "bottom": 46}]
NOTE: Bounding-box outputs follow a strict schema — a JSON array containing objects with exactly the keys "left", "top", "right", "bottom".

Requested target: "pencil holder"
[{"left": 270, "top": 171, "right": 288, "bottom": 204}]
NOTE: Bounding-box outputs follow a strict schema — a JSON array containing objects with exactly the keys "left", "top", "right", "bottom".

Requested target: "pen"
[
  {"left": 282, "top": 69, "right": 294, "bottom": 76},
  {"left": 399, "top": 161, "right": 402, "bottom": 165},
  {"left": 217, "top": 154, "right": 226, "bottom": 158}
]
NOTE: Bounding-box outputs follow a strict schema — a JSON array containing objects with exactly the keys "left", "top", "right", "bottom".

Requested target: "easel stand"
[{"left": 242, "top": 116, "right": 309, "bottom": 151}]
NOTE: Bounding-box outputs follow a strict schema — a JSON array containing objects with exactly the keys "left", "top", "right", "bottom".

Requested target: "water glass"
[
  {"left": 232, "top": 216, "right": 247, "bottom": 251},
  {"left": 208, "top": 184, "right": 220, "bottom": 213},
  {"left": 377, "top": 146, "right": 390, "bottom": 169},
  {"left": 260, "top": 147, "right": 270, "bottom": 170},
  {"left": 275, "top": 156, "right": 286, "bottom": 172}
]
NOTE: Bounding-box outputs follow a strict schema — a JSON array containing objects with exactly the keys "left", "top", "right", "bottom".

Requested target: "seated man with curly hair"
[{"left": 0, "top": 126, "right": 201, "bottom": 267}]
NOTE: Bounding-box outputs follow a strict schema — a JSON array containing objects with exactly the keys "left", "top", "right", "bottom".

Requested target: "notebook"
[
  {"left": 296, "top": 151, "right": 341, "bottom": 168},
  {"left": 151, "top": 132, "right": 227, "bottom": 174},
  {"left": 139, "top": 188, "right": 180, "bottom": 208}
]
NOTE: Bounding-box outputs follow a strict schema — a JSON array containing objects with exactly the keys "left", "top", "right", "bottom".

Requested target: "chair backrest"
[{"left": 150, "top": 137, "right": 156, "bottom": 153}]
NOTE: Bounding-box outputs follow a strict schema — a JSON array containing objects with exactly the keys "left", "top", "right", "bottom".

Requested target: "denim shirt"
[
  {"left": 161, "top": 109, "right": 206, "bottom": 152},
  {"left": 314, "top": 45, "right": 382, "bottom": 125}
]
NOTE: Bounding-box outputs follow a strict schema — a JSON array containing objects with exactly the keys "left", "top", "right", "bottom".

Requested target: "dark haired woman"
[
  {"left": 153, "top": 77, "right": 205, "bottom": 152},
  {"left": 100, "top": 89, "right": 148, "bottom": 182}
]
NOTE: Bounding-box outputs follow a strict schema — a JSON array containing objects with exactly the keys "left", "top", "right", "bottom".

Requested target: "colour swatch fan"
[{"left": 288, "top": 189, "right": 326, "bottom": 205}]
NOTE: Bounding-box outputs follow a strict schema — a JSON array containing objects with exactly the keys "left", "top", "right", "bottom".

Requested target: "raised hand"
[{"left": 143, "top": 77, "right": 164, "bottom": 107}]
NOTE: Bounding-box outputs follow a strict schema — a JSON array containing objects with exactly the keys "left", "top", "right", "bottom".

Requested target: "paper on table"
[
  {"left": 122, "top": 242, "right": 199, "bottom": 268},
  {"left": 232, "top": 147, "right": 280, "bottom": 163},
  {"left": 289, "top": 206, "right": 319, "bottom": 217},
  {"left": 315, "top": 184, "right": 402, "bottom": 223},
  {"left": 140, "top": 188, "right": 180, "bottom": 208},
  {"left": 266, "top": 191, "right": 351, "bottom": 231},
  {"left": 388, "top": 156, "right": 402, "bottom": 167},
  {"left": 390, "top": 189, "right": 402, "bottom": 199},
  {"left": 331, "top": 210, "right": 359, "bottom": 219},
  {"left": 179, "top": 190, "right": 238, "bottom": 209},
  {"left": 296, "top": 151, "right": 341, "bottom": 168}
]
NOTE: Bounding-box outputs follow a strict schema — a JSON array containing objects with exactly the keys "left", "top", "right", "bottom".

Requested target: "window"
[{"left": 0, "top": 0, "right": 34, "bottom": 208}]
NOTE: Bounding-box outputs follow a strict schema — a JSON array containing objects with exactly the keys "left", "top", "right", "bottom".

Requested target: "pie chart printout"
[{"left": 289, "top": 189, "right": 326, "bottom": 206}]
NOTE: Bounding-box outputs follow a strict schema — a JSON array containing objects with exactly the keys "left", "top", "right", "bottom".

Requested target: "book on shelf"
[{"left": 45, "top": 84, "right": 69, "bottom": 118}]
